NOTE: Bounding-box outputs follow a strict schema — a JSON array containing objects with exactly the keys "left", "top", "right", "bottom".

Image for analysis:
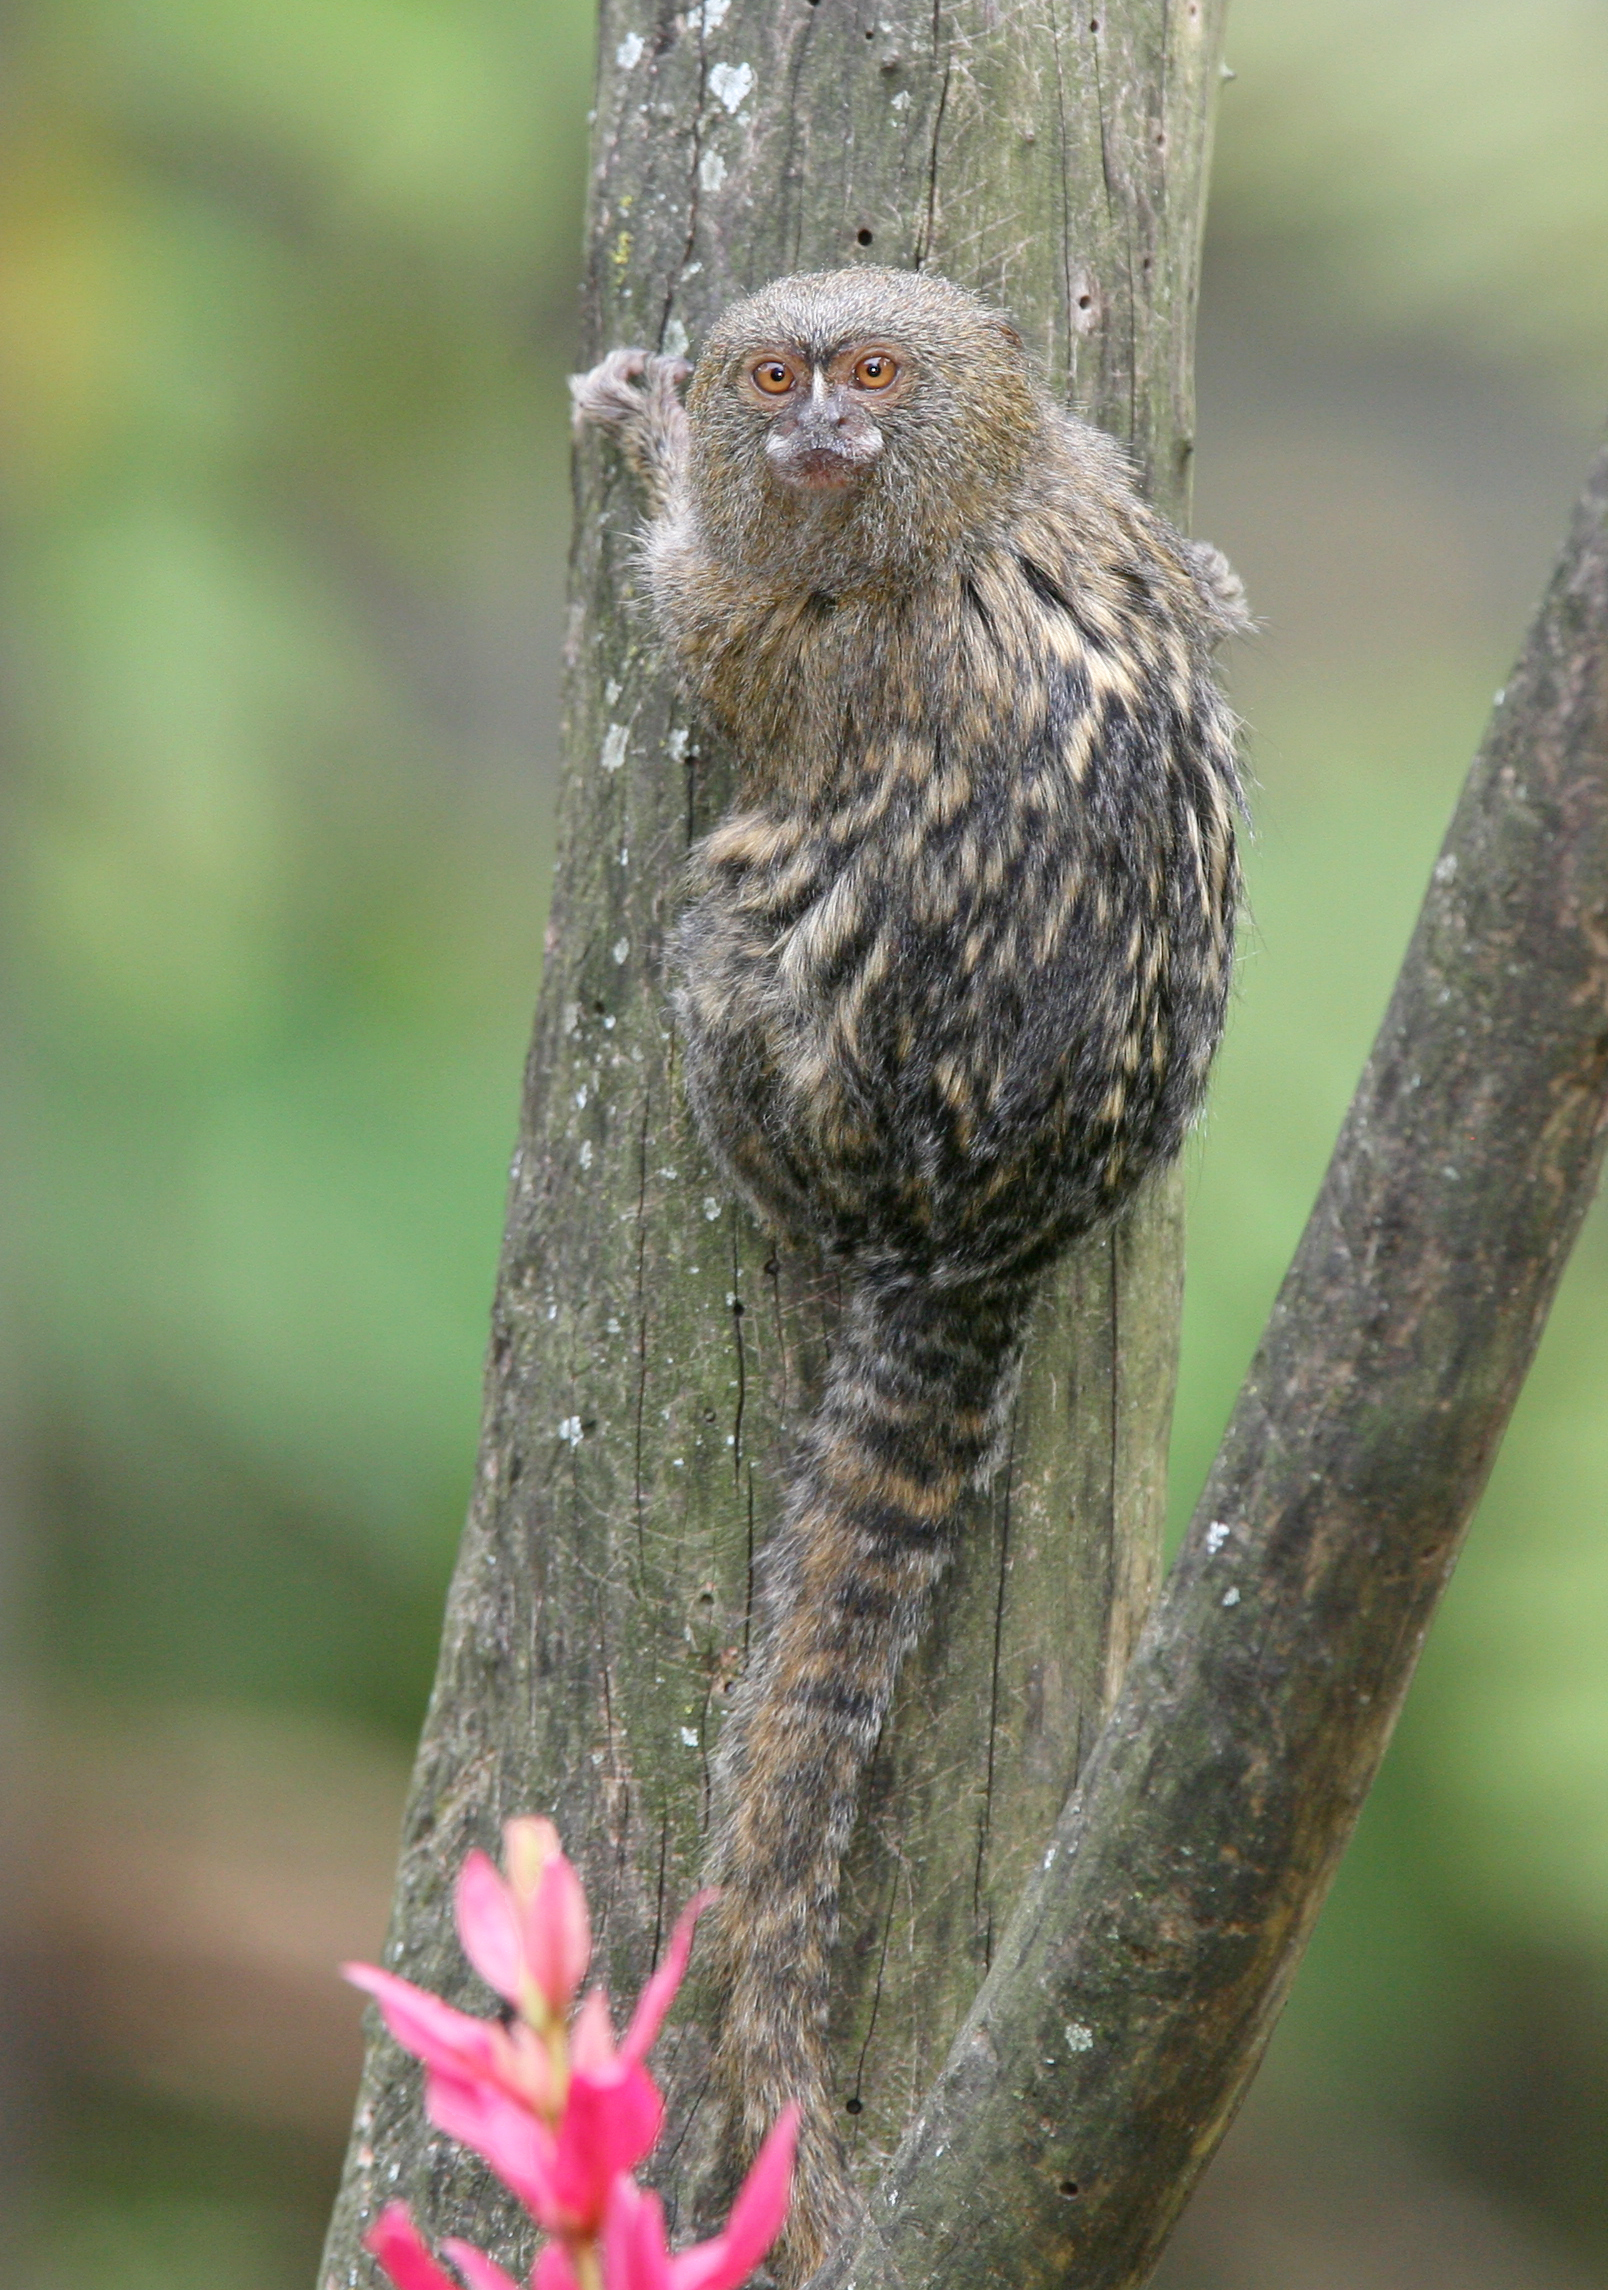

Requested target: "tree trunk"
[{"left": 318, "top": 2, "right": 1227, "bottom": 2280}]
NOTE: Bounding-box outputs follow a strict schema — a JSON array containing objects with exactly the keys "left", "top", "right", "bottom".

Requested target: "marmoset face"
[
  {"left": 737, "top": 338, "right": 914, "bottom": 493},
  {"left": 685, "top": 267, "right": 1041, "bottom": 580}
]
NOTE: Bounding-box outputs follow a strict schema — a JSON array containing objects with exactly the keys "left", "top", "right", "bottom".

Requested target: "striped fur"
[
  {"left": 572, "top": 270, "right": 1247, "bottom": 2276},
  {"left": 704, "top": 1266, "right": 1035, "bottom": 2258}
]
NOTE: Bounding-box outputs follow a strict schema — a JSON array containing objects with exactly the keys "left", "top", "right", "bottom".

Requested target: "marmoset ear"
[{"left": 994, "top": 318, "right": 1024, "bottom": 350}]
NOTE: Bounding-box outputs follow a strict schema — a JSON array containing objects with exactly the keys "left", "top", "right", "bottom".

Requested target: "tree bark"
[
  {"left": 319, "top": 1, "right": 1228, "bottom": 2281},
  {"left": 810, "top": 443, "right": 1608, "bottom": 2290}
]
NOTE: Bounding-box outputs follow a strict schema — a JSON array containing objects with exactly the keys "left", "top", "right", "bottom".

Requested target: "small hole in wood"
[
  {"left": 1058, "top": 2180, "right": 1080, "bottom": 2199},
  {"left": 845, "top": 2096, "right": 865, "bottom": 2116},
  {"left": 857, "top": 227, "right": 874, "bottom": 245},
  {"left": 1077, "top": 292, "right": 1092, "bottom": 309}
]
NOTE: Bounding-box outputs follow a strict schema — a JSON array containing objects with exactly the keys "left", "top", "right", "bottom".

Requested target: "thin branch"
[{"left": 813, "top": 442, "right": 1608, "bottom": 2290}]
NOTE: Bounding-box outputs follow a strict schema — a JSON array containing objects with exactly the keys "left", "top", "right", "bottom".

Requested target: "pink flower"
[
  {"left": 425, "top": 2046, "right": 662, "bottom": 2238},
  {"left": 607, "top": 1892, "right": 717, "bottom": 2069},
  {"left": 531, "top": 2111, "right": 798, "bottom": 2290},
  {"left": 670, "top": 2110, "right": 797, "bottom": 2290},
  {"left": 440, "top": 2240, "right": 525, "bottom": 2290},
  {"left": 347, "top": 1891, "right": 715, "bottom": 2243},
  {"left": 552, "top": 1887, "right": 715, "bottom": 2095},
  {"left": 350, "top": 1822, "right": 790, "bottom": 2290},
  {"left": 342, "top": 1961, "right": 560, "bottom": 2116},
  {"left": 457, "top": 1820, "right": 593, "bottom": 2028},
  {"left": 364, "top": 2205, "right": 494, "bottom": 2290}
]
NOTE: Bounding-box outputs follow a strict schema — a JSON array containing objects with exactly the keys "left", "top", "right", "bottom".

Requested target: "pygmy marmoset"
[{"left": 571, "top": 266, "right": 1248, "bottom": 2275}]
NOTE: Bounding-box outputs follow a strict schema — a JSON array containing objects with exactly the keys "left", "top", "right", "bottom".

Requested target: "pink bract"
[
  {"left": 424, "top": 2052, "right": 662, "bottom": 2238},
  {"left": 441, "top": 2238, "right": 525, "bottom": 2290},
  {"left": 342, "top": 1961, "right": 558, "bottom": 2117},
  {"left": 455, "top": 1847, "right": 528, "bottom": 2007},
  {"left": 529, "top": 2111, "right": 798, "bottom": 2290},
  {"left": 455, "top": 1820, "right": 593, "bottom": 2025},
  {"left": 350, "top": 1827, "right": 791, "bottom": 2290},
  {"left": 364, "top": 2204, "right": 473, "bottom": 2290},
  {"left": 672, "top": 2107, "right": 798, "bottom": 2290},
  {"left": 522, "top": 1847, "right": 592, "bottom": 2021},
  {"left": 617, "top": 1893, "right": 717, "bottom": 2065}
]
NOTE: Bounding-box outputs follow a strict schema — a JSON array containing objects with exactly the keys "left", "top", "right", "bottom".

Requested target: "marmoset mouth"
[
  {"left": 767, "top": 426, "right": 883, "bottom": 493},
  {"left": 770, "top": 448, "right": 874, "bottom": 492}
]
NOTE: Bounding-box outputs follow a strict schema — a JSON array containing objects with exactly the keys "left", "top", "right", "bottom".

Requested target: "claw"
[{"left": 569, "top": 347, "right": 690, "bottom": 436}]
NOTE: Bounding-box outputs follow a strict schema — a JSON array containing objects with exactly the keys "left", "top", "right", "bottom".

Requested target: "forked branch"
[{"left": 814, "top": 443, "right": 1608, "bottom": 2290}]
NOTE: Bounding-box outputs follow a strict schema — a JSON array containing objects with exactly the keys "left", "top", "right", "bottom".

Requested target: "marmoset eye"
[
  {"left": 751, "top": 359, "right": 795, "bottom": 394},
  {"left": 853, "top": 351, "right": 898, "bottom": 388}
]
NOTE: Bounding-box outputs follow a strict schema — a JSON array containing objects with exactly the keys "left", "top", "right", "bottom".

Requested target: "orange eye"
[
  {"left": 751, "top": 359, "right": 795, "bottom": 395},
  {"left": 853, "top": 351, "right": 898, "bottom": 389}
]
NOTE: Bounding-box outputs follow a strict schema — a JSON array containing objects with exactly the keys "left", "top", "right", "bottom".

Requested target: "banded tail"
[{"left": 704, "top": 1265, "right": 1034, "bottom": 2277}]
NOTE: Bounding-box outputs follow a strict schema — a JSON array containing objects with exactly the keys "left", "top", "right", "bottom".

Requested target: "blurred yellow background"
[{"left": 3, "top": 3, "right": 1606, "bottom": 2284}]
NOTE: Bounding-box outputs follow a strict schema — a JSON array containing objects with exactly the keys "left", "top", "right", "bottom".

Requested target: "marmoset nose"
[{"left": 808, "top": 374, "right": 852, "bottom": 426}]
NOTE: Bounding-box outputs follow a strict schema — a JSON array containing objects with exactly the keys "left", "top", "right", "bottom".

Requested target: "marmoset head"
[{"left": 685, "top": 267, "right": 1044, "bottom": 585}]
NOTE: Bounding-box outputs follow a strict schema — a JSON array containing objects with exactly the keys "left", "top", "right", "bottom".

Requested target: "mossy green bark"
[{"left": 318, "top": 4, "right": 1227, "bottom": 2282}]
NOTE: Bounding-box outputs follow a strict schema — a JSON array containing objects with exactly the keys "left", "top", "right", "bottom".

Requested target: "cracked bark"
[{"left": 318, "top": 1, "right": 1229, "bottom": 2283}]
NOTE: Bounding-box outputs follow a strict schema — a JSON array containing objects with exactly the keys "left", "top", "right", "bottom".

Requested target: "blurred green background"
[{"left": 3, "top": 2, "right": 1606, "bottom": 2284}]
